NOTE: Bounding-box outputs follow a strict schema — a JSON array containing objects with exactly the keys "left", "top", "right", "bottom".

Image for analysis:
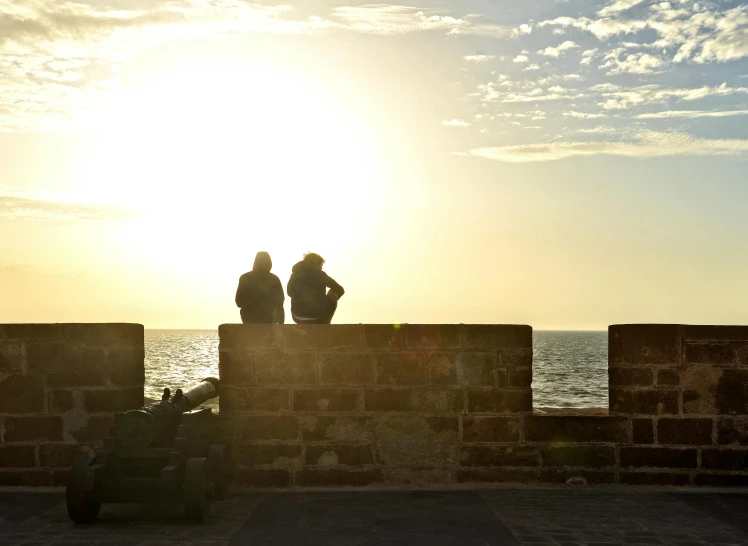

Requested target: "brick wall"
[{"left": 0, "top": 324, "right": 144, "bottom": 486}]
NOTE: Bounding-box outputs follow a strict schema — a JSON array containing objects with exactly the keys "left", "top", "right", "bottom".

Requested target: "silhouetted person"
[
  {"left": 287, "top": 253, "right": 344, "bottom": 324},
  {"left": 235, "top": 252, "right": 285, "bottom": 324}
]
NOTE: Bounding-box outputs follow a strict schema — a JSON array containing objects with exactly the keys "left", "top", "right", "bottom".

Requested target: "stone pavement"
[{"left": 1, "top": 487, "right": 748, "bottom": 545}]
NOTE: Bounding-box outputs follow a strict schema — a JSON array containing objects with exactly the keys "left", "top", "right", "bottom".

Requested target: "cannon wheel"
[
  {"left": 184, "top": 458, "right": 210, "bottom": 523},
  {"left": 208, "top": 445, "right": 227, "bottom": 500},
  {"left": 66, "top": 457, "right": 101, "bottom": 524}
]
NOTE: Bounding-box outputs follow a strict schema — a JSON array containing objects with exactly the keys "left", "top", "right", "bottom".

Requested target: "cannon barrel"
[{"left": 116, "top": 377, "right": 219, "bottom": 448}]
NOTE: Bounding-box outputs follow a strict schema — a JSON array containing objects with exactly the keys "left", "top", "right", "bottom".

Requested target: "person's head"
[
  {"left": 253, "top": 251, "right": 272, "bottom": 273},
  {"left": 303, "top": 252, "right": 325, "bottom": 270}
]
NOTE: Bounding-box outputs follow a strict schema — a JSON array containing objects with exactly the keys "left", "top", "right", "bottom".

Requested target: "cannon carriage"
[{"left": 66, "top": 377, "right": 226, "bottom": 523}]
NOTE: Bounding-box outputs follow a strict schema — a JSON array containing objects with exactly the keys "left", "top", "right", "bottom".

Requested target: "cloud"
[
  {"left": 513, "top": 55, "right": 529, "bottom": 63},
  {"left": 442, "top": 119, "right": 470, "bottom": 128},
  {"left": 563, "top": 111, "right": 607, "bottom": 119},
  {"left": 0, "top": 195, "right": 137, "bottom": 222},
  {"left": 600, "top": 51, "right": 665, "bottom": 75},
  {"left": 524, "top": 64, "right": 540, "bottom": 71},
  {"left": 598, "top": 83, "right": 748, "bottom": 110},
  {"left": 464, "top": 55, "right": 495, "bottom": 62},
  {"left": 636, "top": 109, "right": 748, "bottom": 119},
  {"left": 511, "top": 23, "right": 533, "bottom": 37},
  {"left": 538, "top": 41, "right": 578, "bottom": 58},
  {"left": 468, "top": 130, "right": 748, "bottom": 163},
  {"left": 597, "top": 0, "right": 646, "bottom": 17}
]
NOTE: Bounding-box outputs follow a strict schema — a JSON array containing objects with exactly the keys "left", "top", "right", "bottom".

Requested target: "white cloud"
[
  {"left": 600, "top": 51, "right": 665, "bottom": 75},
  {"left": 636, "top": 109, "right": 748, "bottom": 119},
  {"left": 524, "top": 64, "right": 541, "bottom": 71},
  {"left": 598, "top": 83, "right": 748, "bottom": 110},
  {"left": 511, "top": 23, "right": 533, "bottom": 37},
  {"left": 442, "top": 119, "right": 470, "bottom": 127},
  {"left": 538, "top": 41, "right": 578, "bottom": 58},
  {"left": 564, "top": 74, "right": 584, "bottom": 81},
  {"left": 513, "top": 55, "right": 529, "bottom": 63},
  {"left": 597, "top": 0, "right": 646, "bottom": 17},
  {"left": 553, "top": 28, "right": 566, "bottom": 36},
  {"left": 564, "top": 111, "right": 607, "bottom": 119},
  {"left": 469, "top": 130, "right": 748, "bottom": 163},
  {"left": 464, "top": 55, "right": 496, "bottom": 62},
  {"left": 0, "top": 195, "right": 136, "bottom": 222},
  {"left": 576, "top": 126, "right": 617, "bottom": 134}
]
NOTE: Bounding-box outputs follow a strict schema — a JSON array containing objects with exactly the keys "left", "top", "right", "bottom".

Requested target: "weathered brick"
[
  {"left": 298, "top": 416, "right": 373, "bottom": 442},
  {"left": 632, "top": 418, "right": 655, "bottom": 444},
  {"left": 0, "top": 342, "right": 25, "bottom": 372},
  {"left": 657, "top": 418, "right": 713, "bottom": 445},
  {"left": 467, "top": 389, "right": 532, "bottom": 413},
  {"left": 461, "top": 445, "right": 539, "bottom": 467},
  {"left": 239, "top": 416, "right": 298, "bottom": 441},
  {"left": 738, "top": 344, "right": 748, "bottom": 365},
  {"left": 411, "top": 387, "right": 463, "bottom": 413},
  {"left": 464, "top": 325, "right": 532, "bottom": 349},
  {"left": 2, "top": 324, "right": 61, "bottom": 341},
  {"left": 524, "top": 416, "right": 629, "bottom": 443},
  {"left": 219, "top": 324, "right": 277, "bottom": 351},
  {"left": 4, "top": 416, "right": 62, "bottom": 442},
  {"left": 609, "top": 367, "right": 654, "bottom": 387},
  {"left": 499, "top": 351, "right": 533, "bottom": 368},
  {"left": 68, "top": 415, "right": 114, "bottom": 443},
  {"left": 684, "top": 326, "right": 748, "bottom": 341},
  {"left": 83, "top": 388, "right": 143, "bottom": 412},
  {"left": 106, "top": 346, "right": 144, "bottom": 372},
  {"left": 609, "top": 388, "right": 678, "bottom": 415},
  {"left": 375, "top": 415, "right": 458, "bottom": 466},
  {"left": 364, "top": 389, "right": 412, "bottom": 411},
  {"left": 717, "top": 418, "right": 748, "bottom": 446},
  {"left": 220, "top": 387, "right": 289, "bottom": 412},
  {"left": 716, "top": 369, "right": 748, "bottom": 415},
  {"left": 685, "top": 343, "right": 736, "bottom": 365},
  {"left": 609, "top": 324, "right": 680, "bottom": 365},
  {"left": 26, "top": 343, "right": 80, "bottom": 370},
  {"left": 48, "top": 390, "right": 76, "bottom": 413},
  {"left": 45, "top": 370, "right": 107, "bottom": 387},
  {"left": 363, "top": 325, "right": 406, "bottom": 350},
  {"left": 0, "top": 373, "right": 45, "bottom": 413},
  {"left": 237, "top": 444, "right": 302, "bottom": 467},
  {"left": 305, "top": 444, "right": 373, "bottom": 466},
  {"left": 620, "top": 472, "right": 690, "bottom": 486},
  {"left": 107, "top": 365, "right": 145, "bottom": 388},
  {"left": 456, "top": 468, "right": 538, "bottom": 484},
  {"left": 39, "top": 444, "right": 94, "bottom": 468},
  {"left": 657, "top": 369, "right": 680, "bottom": 386},
  {"left": 374, "top": 353, "right": 429, "bottom": 385},
  {"left": 507, "top": 368, "right": 532, "bottom": 388},
  {"left": 406, "top": 325, "right": 460, "bottom": 348},
  {"left": 234, "top": 468, "right": 290, "bottom": 488},
  {"left": 541, "top": 446, "right": 616, "bottom": 468},
  {"left": 279, "top": 325, "right": 361, "bottom": 350},
  {"left": 293, "top": 389, "right": 359, "bottom": 412},
  {"left": 429, "top": 353, "right": 459, "bottom": 385},
  {"left": 218, "top": 349, "right": 254, "bottom": 385},
  {"left": 294, "top": 468, "right": 383, "bottom": 487},
  {"left": 319, "top": 353, "right": 374, "bottom": 385},
  {"left": 620, "top": 447, "right": 697, "bottom": 469},
  {"left": 65, "top": 324, "right": 143, "bottom": 347},
  {"left": 462, "top": 417, "right": 520, "bottom": 443},
  {"left": 0, "top": 470, "right": 50, "bottom": 487},
  {"left": 700, "top": 448, "right": 748, "bottom": 471},
  {"left": 426, "top": 416, "right": 460, "bottom": 434},
  {"left": 385, "top": 468, "right": 452, "bottom": 486},
  {"left": 459, "top": 353, "right": 497, "bottom": 386},
  {"left": 255, "top": 351, "right": 316, "bottom": 385},
  {"left": 540, "top": 469, "right": 616, "bottom": 485},
  {"left": 0, "top": 445, "right": 35, "bottom": 468},
  {"left": 694, "top": 473, "right": 748, "bottom": 487}
]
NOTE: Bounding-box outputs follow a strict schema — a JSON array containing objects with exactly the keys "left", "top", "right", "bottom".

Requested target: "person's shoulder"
[{"left": 239, "top": 271, "right": 253, "bottom": 281}]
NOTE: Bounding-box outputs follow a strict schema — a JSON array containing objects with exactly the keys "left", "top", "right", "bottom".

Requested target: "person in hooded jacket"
[
  {"left": 235, "top": 252, "right": 285, "bottom": 324},
  {"left": 287, "top": 253, "right": 344, "bottom": 324}
]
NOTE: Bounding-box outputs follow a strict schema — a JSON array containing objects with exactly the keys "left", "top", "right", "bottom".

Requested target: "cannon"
[{"left": 66, "top": 377, "right": 226, "bottom": 524}]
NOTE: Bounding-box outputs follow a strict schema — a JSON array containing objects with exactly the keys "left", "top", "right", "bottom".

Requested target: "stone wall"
[{"left": 0, "top": 324, "right": 144, "bottom": 486}]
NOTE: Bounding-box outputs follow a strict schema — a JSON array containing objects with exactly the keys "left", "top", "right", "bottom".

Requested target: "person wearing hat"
[{"left": 235, "top": 251, "right": 285, "bottom": 324}]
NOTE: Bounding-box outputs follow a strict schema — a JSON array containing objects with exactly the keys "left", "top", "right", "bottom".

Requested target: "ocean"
[{"left": 144, "top": 329, "right": 609, "bottom": 408}]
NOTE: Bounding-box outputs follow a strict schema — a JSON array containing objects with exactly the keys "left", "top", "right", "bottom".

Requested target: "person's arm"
[
  {"left": 235, "top": 277, "right": 245, "bottom": 308},
  {"left": 323, "top": 272, "right": 345, "bottom": 297},
  {"left": 236, "top": 276, "right": 260, "bottom": 309}
]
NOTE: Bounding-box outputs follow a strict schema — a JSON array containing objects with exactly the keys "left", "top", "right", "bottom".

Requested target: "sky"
[{"left": 1, "top": 0, "right": 748, "bottom": 329}]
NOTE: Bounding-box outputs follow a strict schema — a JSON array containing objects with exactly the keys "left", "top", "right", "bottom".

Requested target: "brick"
[
  {"left": 657, "top": 369, "right": 680, "bottom": 386},
  {"left": 2, "top": 324, "right": 61, "bottom": 341},
  {"left": 295, "top": 468, "right": 383, "bottom": 487},
  {"left": 293, "top": 389, "right": 359, "bottom": 412},
  {"left": 462, "top": 417, "right": 520, "bottom": 442},
  {"left": 464, "top": 325, "right": 532, "bottom": 349},
  {"left": 4, "top": 416, "right": 62, "bottom": 442},
  {"left": 542, "top": 446, "right": 616, "bottom": 468},
  {"left": 426, "top": 416, "right": 459, "bottom": 434},
  {"left": 540, "top": 469, "right": 616, "bottom": 485},
  {"left": 738, "top": 344, "right": 748, "bottom": 365},
  {"left": 298, "top": 416, "right": 373, "bottom": 442},
  {"left": 239, "top": 416, "right": 298, "bottom": 441},
  {"left": 80, "top": 347, "right": 106, "bottom": 368},
  {"left": 68, "top": 415, "right": 114, "bottom": 443},
  {"left": 374, "top": 352, "right": 429, "bottom": 385},
  {"left": 694, "top": 473, "right": 748, "bottom": 487},
  {"left": 609, "top": 388, "right": 678, "bottom": 415},
  {"left": 385, "top": 468, "right": 452, "bottom": 486},
  {"left": 375, "top": 415, "right": 458, "bottom": 466},
  {"left": 83, "top": 388, "right": 143, "bottom": 412},
  {"left": 717, "top": 418, "right": 748, "bottom": 446},
  {"left": 255, "top": 351, "right": 316, "bottom": 385},
  {"left": 0, "top": 470, "right": 50, "bottom": 487},
  {"left": 716, "top": 369, "right": 748, "bottom": 415},
  {"left": 411, "top": 387, "right": 463, "bottom": 413},
  {"left": 48, "top": 390, "right": 76, "bottom": 413},
  {"left": 459, "top": 353, "right": 497, "bottom": 386},
  {"left": 406, "top": 325, "right": 460, "bottom": 348},
  {"left": 218, "top": 349, "right": 254, "bottom": 385},
  {"left": 456, "top": 468, "right": 538, "bottom": 484},
  {"left": 428, "top": 353, "right": 459, "bottom": 385},
  {"left": 0, "top": 342, "right": 25, "bottom": 372},
  {"left": 219, "top": 324, "right": 277, "bottom": 350},
  {"left": 632, "top": 419, "right": 655, "bottom": 444},
  {"left": 609, "top": 324, "right": 681, "bottom": 365},
  {"left": 51, "top": 471, "right": 69, "bottom": 487},
  {"left": 363, "top": 325, "right": 406, "bottom": 349},
  {"left": 620, "top": 447, "right": 697, "bottom": 469},
  {"left": 685, "top": 343, "right": 735, "bottom": 365},
  {"left": 609, "top": 367, "right": 654, "bottom": 387},
  {"left": 657, "top": 418, "right": 713, "bottom": 445},
  {"left": 620, "top": 472, "right": 690, "bottom": 486},
  {"left": 64, "top": 324, "right": 143, "bottom": 347},
  {"left": 279, "top": 325, "right": 361, "bottom": 350},
  {"left": 508, "top": 368, "right": 532, "bottom": 388},
  {"left": 467, "top": 389, "right": 532, "bottom": 413},
  {"left": 319, "top": 353, "right": 374, "bottom": 385},
  {"left": 39, "top": 444, "right": 94, "bottom": 468},
  {"left": 700, "top": 448, "right": 748, "bottom": 471},
  {"left": 106, "top": 347, "right": 144, "bottom": 375},
  {"left": 220, "top": 387, "right": 289, "bottom": 412},
  {"left": 45, "top": 370, "right": 107, "bottom": 387},
  {"left": 499, "top": 351, "right": 533, "bottom": 368},
  {"left": 684, "top": 326, "right": 748, "bottom": 341},
  {"left": 524, "top": 416, "right": 629, "bottom": 443},
  {"left": 26, "top": 343, "right": 80, "bottom": 370},
  {"left": 364, "top": 389, "right": 412, "bottom": 411},
  {"left": 0, "top": 446, "right": 35, "bottom": 468},
  {"left": 305, "top": 444, "right": 373, "bottom": 466},
  {"left": 461, "top": 445, "right": 539, "bottom": 467},
  {"left": 234, "top": 468, "right": 290, "bottom": 488},
  {"left": 237, "top": 444, "right": 302, "bottom": 467},
  {"left": 0, "top": 373, "right": 44, "bottom": 413}
]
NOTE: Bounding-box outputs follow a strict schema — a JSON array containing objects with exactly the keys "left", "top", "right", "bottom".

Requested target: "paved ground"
[{"left": 1, "top": 487, "right": 748, "bottom": 545}]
